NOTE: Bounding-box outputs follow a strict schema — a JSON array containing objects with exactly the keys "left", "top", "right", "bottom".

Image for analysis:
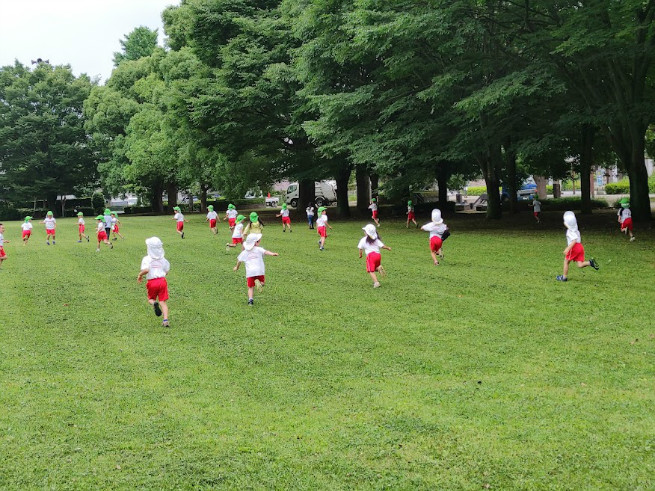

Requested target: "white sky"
[{"left": 0, "top": 0, "right": 180, "bottom": 83}]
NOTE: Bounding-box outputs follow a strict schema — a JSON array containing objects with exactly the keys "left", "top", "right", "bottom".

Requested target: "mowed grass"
[{"left": 0, "top": 210, "right": 653, "bottom": 489}]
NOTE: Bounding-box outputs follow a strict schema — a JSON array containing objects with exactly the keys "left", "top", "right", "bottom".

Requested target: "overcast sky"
[{"left": 0, "top": 0, "right": 180, "bottom": 83}]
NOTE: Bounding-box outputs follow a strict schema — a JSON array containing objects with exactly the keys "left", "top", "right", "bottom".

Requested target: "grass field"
[{"left": 1, "top": 210, "right": 653, "bottom": 488}]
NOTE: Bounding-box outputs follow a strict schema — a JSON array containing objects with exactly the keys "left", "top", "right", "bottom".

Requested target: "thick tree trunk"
[
  {"left": 60, "top": 195, "right": 67, "bottom": 218},
  {"left": 370, "top": 172, "right": 379, "bottom": 198},
  {"left": 505, "top": 146, "right": 518, "bottom": 214},
  {"left": 298, "top": 179, "right": 315, "bottom": 210},
  {"left": 355, "top": 165, "right": 370, "bottom": 212},
  {"left": 534, "top": 175, "right": 547, "bottom": 199},
  {"left": 436, "top": 167, "right": 450, "bottom": 209},
  {"left": 579, "top": 126, "right": 594, "bottom": 215},
  {"left": 480, "top": 146, "right": 502, "bottom": 219},
  {"left": 151, "top": 181, "right": 164, "bottom": 213},
  {"left": 200, "top": 183, "right": 209, "bottom": 212},
  {"left": 335, "top": 166, "right": 352, "bottom": 218},
  {"left": 166, "top": 182, "right": 178, "bottom": 210},
  {"left": 46, "top": 192, "right": 57, "bottom": 216}
]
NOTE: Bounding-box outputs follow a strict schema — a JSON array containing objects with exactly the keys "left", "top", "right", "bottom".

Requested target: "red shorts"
[
  {"left": 366, "top": 252, "right": 381, "bottom": 273},
  {"left": 621, "top": 217, "right": 633, "bottom": 232},
  {"left": 97, "top": 231, "right": 107, "bottom": 241},
  {"left": 113, "top": 225, "right": 119, "bottom": 233},
  {"left": 407, "top": 211, "right": 415, "bottom": 220},
  {"left": 247, "top": 275, "right": 265, "bottom": 287},
  {"left": 22, "top": 231, "right": 31, "bottom": 238},
  {"left": 533, "top": 211, "right": 540, "bottom": 217},
  {"left": 0, "top": 247, "right": 6, "bottom": 258},
  {"left": 372, "top": 210, "right": 378, "bottom": 219},
  {"left": 318, "top": 226, "right": 327, "bottom": 238},
  {"left": 430, "top": 236, "right": 443, "bottom": 252},
  {"left": 566, "top": 242, "right": 585, "bottom": 262},
  {"left": 229, "top": 218, "right": 236, "bottom": 227},
  {"left": 282, "top": 216, "right": 291, "bottom": 225},
  {"left": 78, "top": 225, "right": 85, "bottom": 233},
  {"left": 209, "top": 219, "right": 217, "bottom": 228},
  {"left": 176, "top": 222, "right": 184, "bottom": 232},
  {"left": 46, "top": 229, "right": 56, "bottom": 236},
  {"left": 146, "top": 277, "right": 169, "bottom": 301},
  {"left": 232, "top": 237, "right": 243, "bottom": 244}
]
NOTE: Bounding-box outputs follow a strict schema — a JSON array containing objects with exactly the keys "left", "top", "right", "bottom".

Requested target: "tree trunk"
[
  {"left": 370, "top": 172, "right": 379, "bottom": 198},
  {"left": 335, "top": 165, "right": 352, "bottom": 218},
  {"left": 60, "top": 195, "right": 67, "bottom": 218},
  {"left": 46, "top": 192, "right": 57, "bottom": 216},
  {"left": 166, "top": 182, "right": 178, "bottom": 210},
  {"left": 298, "top": 179, "right": 315, "bottom": 210},
  {"left": 505, "top": 145, "right": 518, "bottom": 214},
  {"left": 151, "top": 181, "right": 164, "bottom": 213},
  {"left": 200, "top": 183, "right": 209, "bottom": 212},
  {"left": 436, "top": 165, "right": 451, "bottom": 209},
  {"left": 355, "top": 165, "right": 370, "bottom": 212},
  {"left": 534, "top": 175, "right": 547, "bottom": 199},
  {"left": 480, "top": 146, "right": 502, "bottom": 219},
  {"left": 579, "top": 125, "right": 594, "bottom": 214}
]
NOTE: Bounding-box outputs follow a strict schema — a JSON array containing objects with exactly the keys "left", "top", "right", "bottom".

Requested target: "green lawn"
[{"left": 1, "top": 211, "right": 653, "bottom": 488}]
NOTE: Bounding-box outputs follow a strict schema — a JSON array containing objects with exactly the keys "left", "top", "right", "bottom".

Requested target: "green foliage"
[
  {"left": 605, "top": 180, "right": 631, "bottom": 195},
  {"left": 540, "top": 197, "right": 608, "bottom": 211},
  {"left": 113, "top": 26, "right": 158, "bottom": 66},
  {"left": 466, "top": 186, "right": 487, "bottom": 196}
]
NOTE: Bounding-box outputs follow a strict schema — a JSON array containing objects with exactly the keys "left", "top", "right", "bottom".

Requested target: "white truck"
[{"left": 285, "top": 181, "right": 337, "bottom": 208}]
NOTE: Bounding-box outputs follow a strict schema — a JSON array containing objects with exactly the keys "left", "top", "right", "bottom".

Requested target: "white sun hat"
[
  {"left": 244, "top": 233, "right": 262, "bottom": 251},
  {"left": 431, "top": 209, "right": 443, "bottom": 224},
  {"left": 362, "top": 223, "right": 377, "bottom": 240},
  {"left": 563, "top": 211, "right": 578, "bottom": 230},
  {"left": 145, "top": 237, "right": 165, "bottom": 259}
]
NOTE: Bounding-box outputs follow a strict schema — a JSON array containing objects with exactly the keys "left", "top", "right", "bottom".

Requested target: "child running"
[
  {"left": 306, "top": 203, "right": 315, "bottom": 229},
  {"left": 224, "top": 204, "right": 238, "bottom": 230},
  {"left": 77, "top": 212, "right": 90, "bottom": 243},
  {"left": 406, "top": 200, "right": 418, "bottom": 228},
  {"left": 420, "top": 209, "right": 449, "bottom": 266},
  {"left": 358, "top": 224, "right": 391, "bottom": 288},
  {"left": 95, "top": 215, "right": 114, "bottom": 252},
  {"left": 110, "top": 211, "right": 125, "bottom": 240},
  {"left": 172, "top": 206, "right": 188, "bottom": 239},
  {"left": 276, "top": 203, "right": 292, "bottom": 232},
  {"left": 617, "top": 198, "right": 635, "bottom": 241},
  {"left": 226, "top": 214, "right": 246, "bottom": 250},
  {"left": 206, "top": 205, "right": 219, "bottom": 235},
  {"left": 556, "top": 211, "right": 599, "bottom": 282},
  {"left": 531, "top": 196, "right": 542, "bottom": 224},
  {"left": 21, "top": 216, "right": 33, "bottom": 245},
  {"left": 42, "top": 211, "right": 56, "bottom": 245},
  {"left": 137, "top": 237, "right": 171, "bottom": 327},
  {"left": 315, "top": 206, "right": 332, "bottom": 251},
  {"left": 233, "top": 233, "right": 279, "bottom": 306},
  {"left": 103, "top": 208, "right": 113, "bottom": 240},
  {"left": 243, "top": 212, "right": 264, "bottom": 238},
  {"left": 0, "top": 223, "right": 9, "bottom": 268},
  {"left": 369, "top": 198, "right": 380, "bottom": 226}
]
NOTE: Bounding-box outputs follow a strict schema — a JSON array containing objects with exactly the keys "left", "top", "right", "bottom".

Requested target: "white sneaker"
[
  {"left": 373, "top": 281, "right": 381, "bottom": 288},
  {"left": 254, "top": 279, "right": 263, "bottom": 292},
  {"left": 630, "top": 237, "right": 636, "bottom": 242},
  {"left": 96, "top": 248, "right": 100, "bottom": 252}
]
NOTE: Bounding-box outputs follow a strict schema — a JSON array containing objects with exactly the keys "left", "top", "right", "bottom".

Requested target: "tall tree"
[{"left": 113, "top": 26, "right": 159, "bottom": 67}]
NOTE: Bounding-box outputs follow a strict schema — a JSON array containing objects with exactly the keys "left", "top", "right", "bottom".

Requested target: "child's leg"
[
  {"left": 369, "top": 271, "right": 379, "bottom": 284},
  {"left": 576, "top": 260, "right": 590, "bottom": 268},
  {"left": 159, "top": 300, "right": 169, "bottom": 320},
  {"left": 562, "top": 258, "right": 570, "bottom": 277},
  {"left": 430, "top": 250, "right": 439, "bottom": 265},
  {"left": 320, "top": 237, "right": 326, "bottom": 248},
  {"left": 247, "top": 286, "right": 254, "bottom": 300}
]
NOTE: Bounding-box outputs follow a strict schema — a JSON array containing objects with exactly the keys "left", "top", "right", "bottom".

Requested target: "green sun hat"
[
  {"left": 25, "top": 216, "right": 32, "bottom": 221},
  {"left": 110, "top": 211, "right": 117, "bottom": 216},
  {"left": 173, "top": 206, "right": 181, "bottom": 211},
  {"left": 249, "top": 212, "right": 258, "bottom": 221},
  {"left": 317, "top": 206, "right": 327, "bottom": 214},
  {"left": 371, "top": 198, "right": 376, "bottom": 202},
  {"left": 96, "top": 215, "right": 104, "bottom": 220},
  {"left": 77, "top": 212, "right": 84, "bottom": 216},
  {"left": 236, "top": 214, "right": 245, "bottom": 223},
  {"left": 104, "top": 208, "right": 111, "bottom": 214},
  {"left": 47, "top": 211, "right": 53, "bottom": 216},
  {"left": 208, "top": 205, "right": 214, "bottom": 211},
  {"left": 281, "top": 203, "right": 287, "bottom": 210},
  {"left": 228, "top": 204, "right": 236, "bottom": 210},
  {"left": 408, "top": 200, "right": 412, "bottom": 205}
]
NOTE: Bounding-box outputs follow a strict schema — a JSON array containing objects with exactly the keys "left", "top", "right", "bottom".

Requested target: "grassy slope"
[{"left": 0, "top": 211, "right": 653, "bottom": 489}]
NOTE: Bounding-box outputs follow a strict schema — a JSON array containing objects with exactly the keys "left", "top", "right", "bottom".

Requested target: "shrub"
[
  {"left": 0, "top": 202, "right": 22, "bottom": 220},
  {"left": 92, "top": 192, "right": 105, "bottom": 215},
  {"left": 466, "top": 186, "right": 487, "bottom": 196},
  {"left": 605, "top": 180, "right": 630, "bottom": 194},
  {"left": 540, "top": 197, "right": 608, "bottom": 211}
]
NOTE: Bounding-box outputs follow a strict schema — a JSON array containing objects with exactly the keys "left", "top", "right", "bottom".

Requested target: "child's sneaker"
[
  {"left": 110, "top": 243, "right": 114, "bottom": 249},
  {"left": 373, "top": 281, "right": 381, "bottom": 288},
  {"left": 556, "top": 275, "right": 568, "bottom": 282},
  {"left": 153, "top": 302, "right": 162, "bottom": 317},
  {"left": 162, "top": 319, "right": 170, "bottom": 328},
  {"left": 630, "top": 236, "right": 636, "bottom": 242},
  {"left": 254, "top": 279, "right": 263, "bottom": 293},
  {"left": 181, "top": 232, "right": 185, "bottom": 239},
  {"left": 52, "top": 241, "right": 55, "bottom": 245},
  {"left": 589, "top": 258, "right": 599, "bottom": 270},
  {"left": 225, "top": 243, "right": 231, "bottom": 251},
  {"left": 248, "top": 298, "right": 254, "bottom": 306},
  {"left": 377, "top": 265, "right": 387, "bottom": 277},
  {"left": 319, "top": 246, "right": 324, "bottom": 251},
  {"left": 95, "top": 248, "right": 100, "bottom": 252},
  {"left": 86, "top": 236, "right": 90, "bottom": 242},
  {"left": 77, "top": 240, "right": 82, "bottom": 243}
]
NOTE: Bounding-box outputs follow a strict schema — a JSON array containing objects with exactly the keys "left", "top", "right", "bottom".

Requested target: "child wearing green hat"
[
  {"left": 406, "top": 200, "right": 417, "bottom": 228},
  {"left": 172, "top": 206, "right": 188, "bottom": 238},
  {"left": 95, "top": 215, "right": 113, "bottom": 252},
  {"left": 21, "top": 216, "right": 33, "bottom": 245},
  {"left": 243, "top": 212, "right": 264, "bottom": 238},
  {"left": 315, "top": 207, "right": 332, "bottom": 251},
  {"left": 103, "top": 208, "right": 113, "bottom": 240},
  {"left": 206, "top": 205, "right": 219, "bottom": 235},
  {"left": 617, "top": 198, "right": 635, "bottom": 241},
  {"left": 226, "top": 214, "right": 246, "bottom": 249},
  {"left": 369, "top": 198, "right": 380, "bottom": 226},
  {"left": 224, "top": 204, "right": 238, "bottom": 230},
  {"left": 41, "top": 211, "right": 57, "bottom": 245},
  {"left": 276, "top": 203, "right": 292, "bottom": 232},
  {"left": 76, "top": 212, "right": 90, "bottom": 243}
]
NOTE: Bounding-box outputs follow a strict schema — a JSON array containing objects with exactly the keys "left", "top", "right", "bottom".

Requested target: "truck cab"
[{"left": 286, "top": 181, "right": 337, "bottom": 208}]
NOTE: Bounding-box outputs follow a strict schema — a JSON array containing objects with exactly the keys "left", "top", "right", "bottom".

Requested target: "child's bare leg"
[
  {"left": 369, "top": 271, "right": 379, "bottom": 284},
  {"left": 247, "top": 286, "right": 254, "bottom": 300},
  {"left": 431, "top": 251, "right": 439, "bottom": 265},
  {"left": 320, "top": 237, "right": 325, "bottom": 248},
  {"left": 562, "top": 258, "right": 570, "bottom": 276},
  {"left": 160, "top": 301, "right": 169, "bottom": 319},
  {"left": 577, "top": 260, "right": 590, "bottom": 268}
]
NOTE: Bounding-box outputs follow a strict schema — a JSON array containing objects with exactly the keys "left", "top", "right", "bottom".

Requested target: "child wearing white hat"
[
  {"left": 358, "top": 224, "right": 391, "bottom": 288},
  {"left": 420, "top": 209, "right": 450, "bottom": 265},
  {"left": 557, "top": 211, "right": 599, "bottom": 282},
  {"left": 233, "top": 233, "right": 279, "bottom": 305},
  {"left": 137, "top": 237, "right": 171, "bottom": 327}
]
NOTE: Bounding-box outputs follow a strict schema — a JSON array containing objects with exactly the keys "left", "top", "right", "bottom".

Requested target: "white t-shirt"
[
  {"left": 533, "top": 200, "right": 541, "bottom": 212},
  {"left": 0, "top": 233, "right": 4, "bottom": 246},
  {"left": 316, "top": 214, "right": 328, "bottom": 227},
  {"left": 44, "top": 217, "right": 56, "bottom": 230},
  {"left": 140, "top": 255, "right": 171, "bottom": 280},
  {"left": 280, "top": 208, "right": 289, "bottom": 218},
  {"left": 174, "top": 212, "right": 184, "bottom": 222},
  {"left": 97, "top": 221, "right": 105, "bottom": 233},
  {"left": 22, "top": 222, "right": 33, "bottom": 231},
  {"left": 620, "top": 208, "right": 631, "bottom": 223},
  {"left": 237, "top": 246, "right": 267, "bottom": 277},
  {"left": 357, "top": 237, "right": 384, "bottom": 256},
  {"left": 78, "top": 218, "right": 85, "bottom": 226},
  {"left": 421, "top": 222, "right": 447, "bottom": 238},
  {"left": 566, "top": 228, "right": 581, "bottom": 246},
  {"left": 104, "top": 215, "right": 112, "bottom": 228},
  {"left": 369, "top": 203, "right": 378, "bottom": 211},
  {"left": 226, "top": 209, "right": 238, "bottom": 219},
  {"left": 111, "top": 217, "right": 118, "bottom": 226},
  {"left": 306, "top": 206, "right": 314, "bottom": 217},
  {"left": 207, "top": 211, "right": 218, "bottom": 220},
  {"left": 232, "top": 222, "right": 244, "bottom": 239}
]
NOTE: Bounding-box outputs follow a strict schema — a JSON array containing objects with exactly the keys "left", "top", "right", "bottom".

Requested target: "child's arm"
[
  {"left": 233, "top": 260, "right": 242, "bottom": 271},
  {"left": 264, "top": 251, "right": 279, "bottom": 256},
  {"left": 358, "top": 248, "right": 363, "bottom": 258},
  {"left": 382, "top": 245, "right": 391, "bottom": 251},
  {"left": 137, "top": 268, "right": 149, "bottom": 283},
  {"left": 275, "top": 213, "right": 281, "bottom": 217},
  {"left": 563, "top": 242, "right": 575, "bottom": 255}
]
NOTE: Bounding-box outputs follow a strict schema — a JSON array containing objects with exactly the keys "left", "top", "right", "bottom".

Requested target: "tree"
[
  {"left": 113, "top": 27, "right": 159, "bottom": 67},
  {"left": 0, "top": 62, "right": 96, "bottom": 214}
]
